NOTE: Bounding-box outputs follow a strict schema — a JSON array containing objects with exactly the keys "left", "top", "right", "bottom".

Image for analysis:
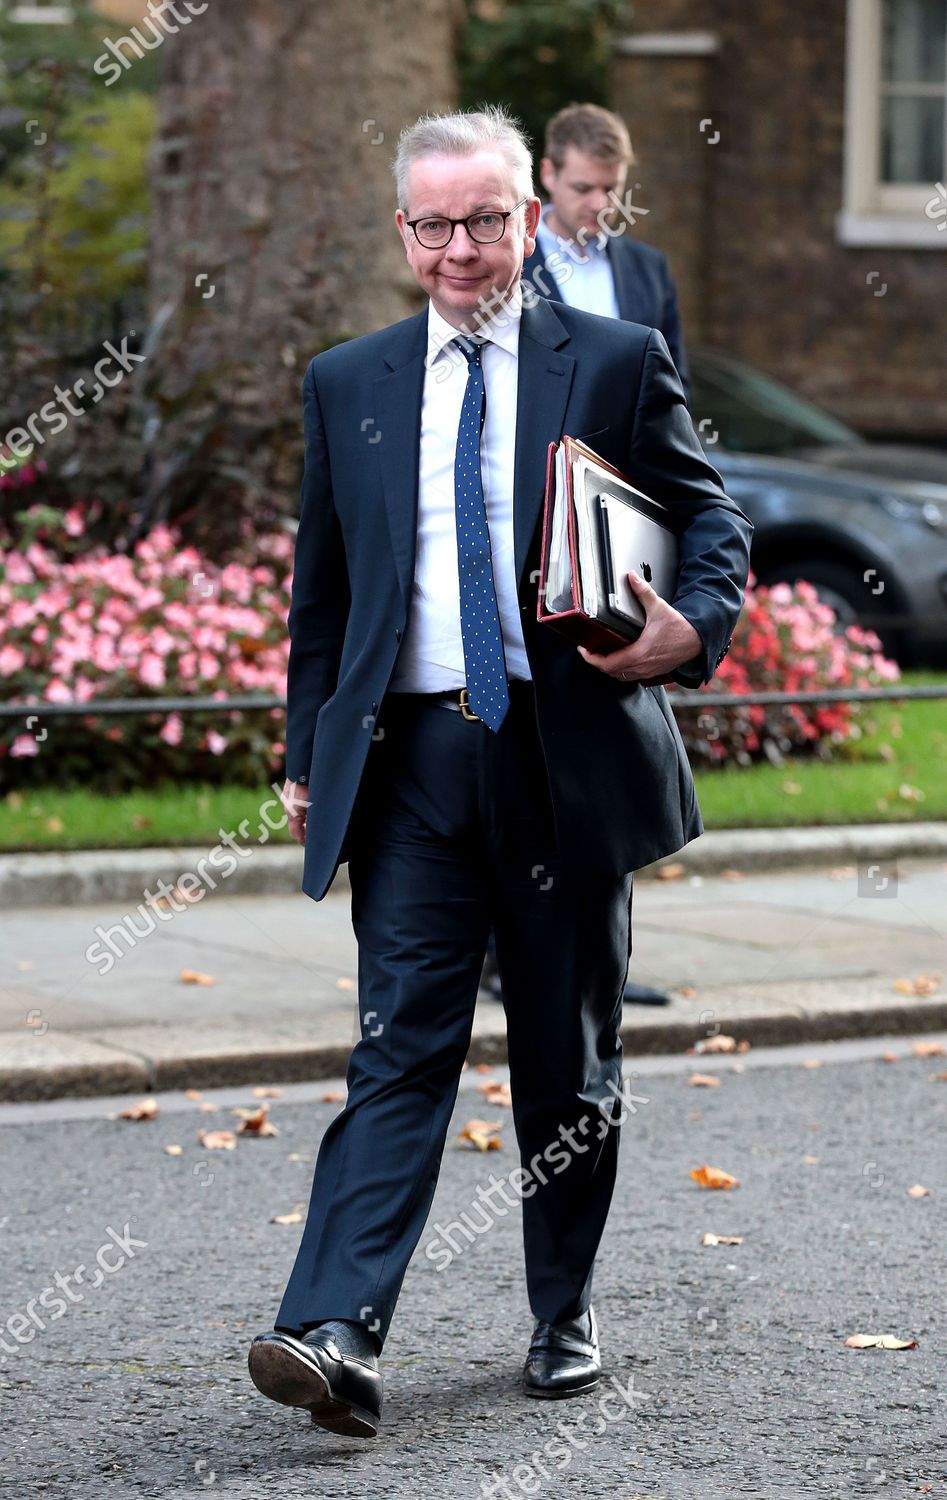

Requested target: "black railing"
[{"left": 3, "top": 685, "right": 947, "bottom": 720}]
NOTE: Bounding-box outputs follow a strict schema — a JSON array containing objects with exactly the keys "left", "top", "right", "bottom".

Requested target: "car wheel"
[{"left": 761, "top": 560, "right": 901, "bottom": 656}]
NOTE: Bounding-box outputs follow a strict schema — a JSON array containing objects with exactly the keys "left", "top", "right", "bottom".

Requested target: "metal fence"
[{"left": 3, "top": 684, "right": 947, "bottom": 721}]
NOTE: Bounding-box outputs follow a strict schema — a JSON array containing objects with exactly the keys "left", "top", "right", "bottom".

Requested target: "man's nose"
[{"left": 445, "top": 224, "right": 480, "bottom": 259}]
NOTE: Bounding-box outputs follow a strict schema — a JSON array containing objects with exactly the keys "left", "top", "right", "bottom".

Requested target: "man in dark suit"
[
  {"left": 522, "top": 101, "right": 688, "bottom": 394},
  {"left": 249, "top": 105, "right": 751, "bottom": 1439}
]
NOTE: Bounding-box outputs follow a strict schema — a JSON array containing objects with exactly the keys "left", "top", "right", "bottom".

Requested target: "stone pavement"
[{"left": 2, "top": 852, "right": 945, "bottom": 1101}]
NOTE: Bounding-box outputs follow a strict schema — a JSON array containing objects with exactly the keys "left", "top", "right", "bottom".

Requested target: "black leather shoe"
[
  {"left": 248, "top": 1328, "right": 383, "bottom": 1436},
  {"left": 523, "top": 1306, "right": 600, "bottom": 1398},
  {"left": 623, "top": 980, "right": 670, "bottom": 1006}
]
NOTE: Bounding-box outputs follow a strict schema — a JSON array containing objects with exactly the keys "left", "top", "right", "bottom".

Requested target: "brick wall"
[{"left": 610, "top": 1, "right": 947, "bottom": 439}]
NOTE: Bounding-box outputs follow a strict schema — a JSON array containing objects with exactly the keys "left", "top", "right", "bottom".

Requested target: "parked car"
[{"left": 689, "top": 349, "right": 947, "bottom": 664}]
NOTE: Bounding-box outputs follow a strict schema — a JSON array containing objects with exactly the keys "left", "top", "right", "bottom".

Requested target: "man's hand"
[
  {"left": 577, "top": 570, "right": 703, "bottom": 685},
  {"left": 281, "top": 778, "right": 310, "bottom": 846}
]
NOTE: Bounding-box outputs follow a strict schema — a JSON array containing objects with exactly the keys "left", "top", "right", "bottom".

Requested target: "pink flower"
[
  {"left": 10, "top": 733, "right": 40, "bottom": 758},
  {"left": 205, "top": 730, "right": 228, "bottom": 756},
  {"left": 0, "top": 645, "right": 26, "bottom": 675},
  {"left": 160, "top": 713, "right": 184, "bottom": 746}
]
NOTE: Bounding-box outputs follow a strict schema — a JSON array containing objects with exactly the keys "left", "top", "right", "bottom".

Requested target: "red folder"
[{"left": 536, "top": 436, "right": 635, "bottom": 652}]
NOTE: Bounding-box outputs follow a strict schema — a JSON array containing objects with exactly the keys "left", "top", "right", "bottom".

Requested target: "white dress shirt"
[
  {"left": 388, "top": 290, "right": 531, "bottom": 692},
  {"left": 533, "top": 204, "right": 620, "bottom": 320}
]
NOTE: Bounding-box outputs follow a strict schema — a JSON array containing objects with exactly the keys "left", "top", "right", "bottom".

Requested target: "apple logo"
[{"left": 640, "top": 561, "right": 653, "bottom": 582}]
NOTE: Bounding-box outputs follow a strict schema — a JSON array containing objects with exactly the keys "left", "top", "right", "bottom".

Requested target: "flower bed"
[
  {"left": 676, "top": 576, "right": 901, "bottom": 766},
  {"left": 1, "top": 508, "right": 901, "bottom": 789},
  {"left": 1, "top": 511, "right": 292, "bottom": 790}
]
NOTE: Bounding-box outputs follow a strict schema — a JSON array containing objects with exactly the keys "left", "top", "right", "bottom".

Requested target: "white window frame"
[
  {"left": 838, "top": 0, "right": 947, "bottom": 246},
  {"left": 0, "top": 2, "right": 74, "bottom": 20}
]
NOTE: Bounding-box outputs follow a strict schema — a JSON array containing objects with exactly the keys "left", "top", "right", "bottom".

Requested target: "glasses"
[{"left": 405, "top": 197, "right": 529, "bottom": 249}]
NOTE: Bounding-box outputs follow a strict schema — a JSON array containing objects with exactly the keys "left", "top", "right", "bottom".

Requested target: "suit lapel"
[
  {"left": 373, "top": 311, "right": 428, "bottom": 610},
  {"left": 607, "top": 237, "right": 639, "bottom": 323},
  {"left": 513, "top": 298, "right": 575, "bottom": 585}
]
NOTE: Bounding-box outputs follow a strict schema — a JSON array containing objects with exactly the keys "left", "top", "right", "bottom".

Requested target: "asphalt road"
[{"left": 1, "top": 1034, "right": 944, "bottom": 1500}]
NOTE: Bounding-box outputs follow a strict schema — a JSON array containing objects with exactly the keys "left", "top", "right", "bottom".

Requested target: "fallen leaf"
[
  {"left": 473, "top": 1062, "right": 492, "bottom": 1073},
  {"left": 932, "top": 1070, "right": 947, "bottom": 1082},
  {"left": 271, "top": 1211, "right": 303, "bottom": 1225},
  {"left": 689, "top": 1164, "right": 740, "bottom": 1190},
  {"left": 130, "top": 813, "right": 152, "bottom": 831},
  {"left": 287, "top": 1152, "right": 311, "bottom": 1163},
  {"left": 198, "top": 1128, "right": 236, "bottom": 1150},
  {"left": 701, "top": 1232, "right": 744, "bottom": 1246},
  {"left": 320, "top": 1089, "right": 346, "bottom": 1103},
  {"left": 687, "top": 1110, "right": 702, "bottom": 1119},
  {"left": 895, "top": 975, "right": 941, "bottom": 997},
  {"left": 656, "top": 861, "right": 686, "bottom": 881},
  {"left": 826, "top": 866, "right": 856, "bottom": 879},
  {"left": 690, "top": 1034, "right": 738, "bottom": 1054},
  {"left": 802, "top": 1058, "right": 824, "bottom": 1069},
  {"left": 687, "top": 1073, "right": 721, "bottom": 1088},
  {"left": 253, "top": 1086, "right": 285, "bottom": 1098},
  {"left": 336, "top": 976, "right": 355, "bottom": 991},
  {"left": 912, "top": 1038, "right": 945, "bottom": 1056},
  {"left": 179, "top": 968, "right": 217, "bottom": 986},
  {"left": 881, "top": 1051, "right": 900, "bottom": 1063},
  {"left": 198, "top": 1101, "right": 218, "bottom": 1113},
  {"left": 458, "top": 1118, "right": 502, "bottom": 1152},
  {"left": 164, "top": 1144, "right": 183, "bottom": 1156},
  {"left": 898, "top": 783, "right": 924, "bottom": 802},
  {"left": 233, "top": 1105, "right": 279, "bottom": 1137},
  {"left": 907, "top": 1184, "right": 930, "bottom": 1197},
  {"left": 845, "top": 1333, "right": 918, "bottom": 1350},
  {"left": 782, "top": 780, "right": 802, "bottom": 795},
  {"left": 477, "top": 1080, "right": 513, "bottom": 1107},
  {"left": 802, "top": 1154, "right": 820, "bottom": 1164},
  {"left": 678, "top": 985, "right": 698, "bottom": 1000},
  {"left": 877, "top": 743, "right": 895, "bottom": 762},
  {"left": 170, "top": 882, "right": 203, "bottom": 905},
  {"left": 120, "top": 1097, "right": 159, "bottom": 1121},
  {"left": 185, "top": 1088, "right": 204, "bottom": 1101},
  {"left": 730, "top": 1061, "right": 746, "bottom": 1074},
  {"left": 46, "top": 815, "right": 64, "bottom": 833},
  {"left": 720, "top": 868, "right": 745, "bottom": 881}
]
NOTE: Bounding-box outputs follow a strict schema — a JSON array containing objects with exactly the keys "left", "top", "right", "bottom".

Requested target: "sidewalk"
[{"left": 3, "top": 842, "right": 945, "bottom": 1102}]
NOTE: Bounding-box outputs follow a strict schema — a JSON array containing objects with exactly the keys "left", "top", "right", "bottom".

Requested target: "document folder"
[{"left": 537, "top": 435, "right": 679, "bottom": 651}]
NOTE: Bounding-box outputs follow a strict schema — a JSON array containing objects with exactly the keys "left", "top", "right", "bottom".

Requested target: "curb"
[
  {"left": 3, "top": 997, "right": 947, "bottom": 1104},
  {"left": 2, "top": 823, "right": 946, "bottom": 909}
]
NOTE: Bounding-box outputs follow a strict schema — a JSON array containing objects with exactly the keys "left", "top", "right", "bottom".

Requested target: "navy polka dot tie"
[{"left": 451, "top": 336, "right": 510, "bottom": 731}]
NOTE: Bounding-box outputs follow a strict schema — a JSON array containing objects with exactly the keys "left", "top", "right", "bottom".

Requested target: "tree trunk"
[{"left": 141, "top": 0, "right": 459, "bottom": 552}]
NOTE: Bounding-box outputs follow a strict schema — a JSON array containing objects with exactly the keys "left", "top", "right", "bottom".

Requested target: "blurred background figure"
[{"left": 522, "top": 102, "right": 689, "bottom": 394}]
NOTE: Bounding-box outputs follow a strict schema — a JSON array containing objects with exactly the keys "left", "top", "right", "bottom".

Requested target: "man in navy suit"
[
  {"left": 522, "top": 101, "right": 688, "bottom": 394},
  {"left": 249, "top": 106, "right": 751, "bottom": 1439}
]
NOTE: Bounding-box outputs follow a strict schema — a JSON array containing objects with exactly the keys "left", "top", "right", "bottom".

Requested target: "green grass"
[
  {"left": 1, "top": 676, "right": 945, "bottom": 851},
  {"left": 692, "top": 676, "right": 947, "bottom": 829}
]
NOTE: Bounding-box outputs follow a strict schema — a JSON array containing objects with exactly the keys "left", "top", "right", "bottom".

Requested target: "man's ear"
[
  {"left": 395, "top": 208, "right": 411, "bottom": 257},
  {"left": 538, "top": 156, "right": 556, "bottom": 196},
  {"left": 523, "top": 195, "right": 542, "bottom": 253}
]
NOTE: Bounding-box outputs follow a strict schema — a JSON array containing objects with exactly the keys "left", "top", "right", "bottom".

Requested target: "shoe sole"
[
  {"left": 522, "top": 1372, "right": 601, "bottom": 1399},
  {"left": 248, "top": 1338, "right": 379, "bottom": 1437}
]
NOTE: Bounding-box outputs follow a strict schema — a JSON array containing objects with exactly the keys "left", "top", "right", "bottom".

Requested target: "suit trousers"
[{"left": 275, "top": 683, "right": 633, "bottom": 1350}]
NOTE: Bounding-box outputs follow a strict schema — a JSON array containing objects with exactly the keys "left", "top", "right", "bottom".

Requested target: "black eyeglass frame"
[{"left": 405, "top": 196, "right": 530, "bottom": 249}]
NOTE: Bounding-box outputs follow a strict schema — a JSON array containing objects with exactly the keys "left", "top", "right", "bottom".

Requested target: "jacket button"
[
  {"left": 370, "top": 701, "right": 378, "bottom": 716},
  {"left": 395, "top": 627, "right": 402, "bottom": 642}
]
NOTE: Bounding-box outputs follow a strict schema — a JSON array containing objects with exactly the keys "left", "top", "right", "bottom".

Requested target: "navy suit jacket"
[
  {"left": 287, "top": 296, "right": 751, "bottom": 901},
  {"left": 522, "top": 234, "right": 689, "bottom": 394}
]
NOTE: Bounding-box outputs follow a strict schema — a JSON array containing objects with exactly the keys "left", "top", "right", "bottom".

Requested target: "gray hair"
[{"left": 393, "top": 105, "right": 534, "bottom": 210}]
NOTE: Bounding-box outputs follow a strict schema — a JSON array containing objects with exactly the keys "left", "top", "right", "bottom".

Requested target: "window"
[
  {"left": 0, "top": 2, "right": 74, "bottom": 19},
  {"left": 839, "top": 0, "right": 947, "bottom": 245}
]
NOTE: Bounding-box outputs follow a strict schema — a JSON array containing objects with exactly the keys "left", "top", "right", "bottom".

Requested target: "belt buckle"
[{"left": 459, "top": 687, "right": 480, "bottom": 722}]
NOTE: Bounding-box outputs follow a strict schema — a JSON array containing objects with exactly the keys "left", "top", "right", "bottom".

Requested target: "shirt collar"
[
  {"left": 536, "top": 202, "right": 608, "bottom": 259},
  {"left": 426, "top": 285, "right": 522, "bottom": 366}
]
